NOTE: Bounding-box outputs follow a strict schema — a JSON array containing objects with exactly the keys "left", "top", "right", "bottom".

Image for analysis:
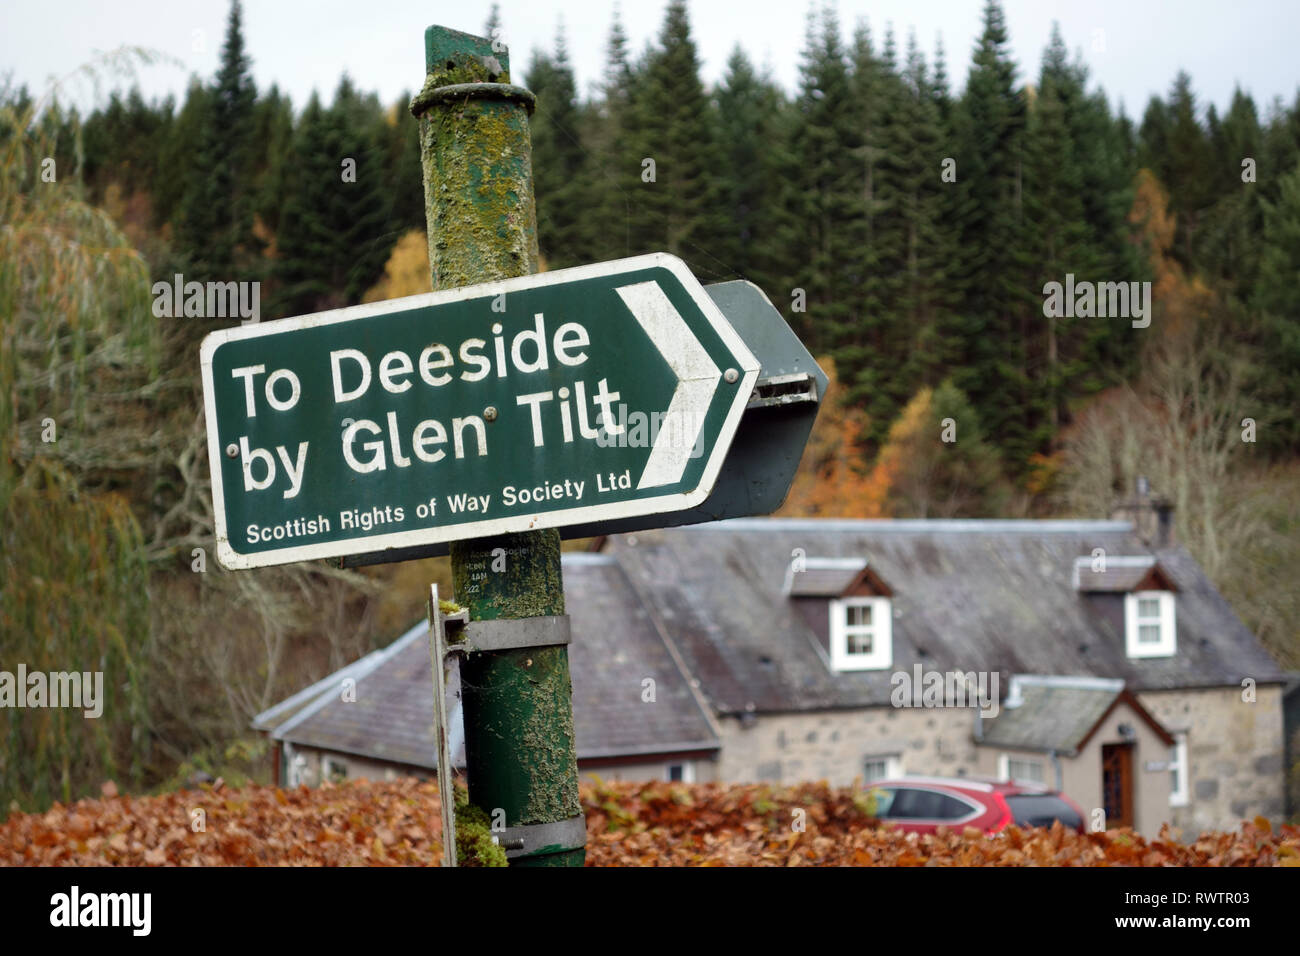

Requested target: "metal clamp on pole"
[
  {"left": 496, "top": 815, "right": 588, "bottom": 861},
  {"left": 464, "top": 615, "right": 571, "bottom": 653}
]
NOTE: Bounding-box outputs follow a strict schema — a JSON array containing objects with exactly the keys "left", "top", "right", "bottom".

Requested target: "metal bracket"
[
  {"left": 496, "top": 815, "right": 588, "bottom": 860},
  {"left": 464, "top": 615, "right": 571, "bottom": 653},
  {"left": 429, "top": 585, "right": 469, "bottom": 867},
  {"left": 746, "top": 372, "right": 818, "bottom": 409}
]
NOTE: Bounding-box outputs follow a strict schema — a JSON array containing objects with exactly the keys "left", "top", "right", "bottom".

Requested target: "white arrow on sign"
[{"left": 615, "top": 280, "right": 721, "bottom": 490}]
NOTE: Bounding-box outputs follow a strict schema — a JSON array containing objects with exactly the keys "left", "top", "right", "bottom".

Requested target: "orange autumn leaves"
[{"left": 2, "top": 778, "right": 1296, "bottom": 867}]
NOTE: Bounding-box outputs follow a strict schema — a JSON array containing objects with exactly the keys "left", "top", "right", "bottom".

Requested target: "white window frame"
[
  {"left": 829, "top": 597, "right": 892, "bottom": 671},
  {"left": 1169, "top": 731, "right": 1189, "bottom": 807},
  {"left": 862, "top": 754, "right": 903, "bottom": 783},
  {"left": 665, "top": 761, "right": 695, "bottom": 784},
  {"left": 1124, "top": 590, "right": 1176, "bottom": 658},
  {"left": 997, "top": 752, "right": 1046, "bottom": 784},
  {"left": 322, "top": 755, "right": 349, "bottom": 783}
]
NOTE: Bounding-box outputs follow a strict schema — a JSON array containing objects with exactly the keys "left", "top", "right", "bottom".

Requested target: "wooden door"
[{"left": 1102, "top": 743, "right": 1134, "bottom": 829}]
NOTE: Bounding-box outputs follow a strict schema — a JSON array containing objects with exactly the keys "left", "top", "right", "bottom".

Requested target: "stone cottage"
[{"left": 257, "top": 508, "right": 1286, "bottom": 837}]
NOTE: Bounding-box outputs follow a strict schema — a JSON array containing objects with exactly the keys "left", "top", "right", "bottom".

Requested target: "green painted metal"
[{"left": 415, "top": 25, "right": 583, "bottom": 867}]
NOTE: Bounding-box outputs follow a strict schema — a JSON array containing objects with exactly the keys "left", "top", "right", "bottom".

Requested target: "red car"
[{"left": 863, "top": 776, "right": 1087, "bottom": 835}]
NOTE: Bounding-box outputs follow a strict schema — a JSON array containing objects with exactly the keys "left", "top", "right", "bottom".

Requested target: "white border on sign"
[{"left": 200, "top": 253, "right": 761, "bottom": 570}]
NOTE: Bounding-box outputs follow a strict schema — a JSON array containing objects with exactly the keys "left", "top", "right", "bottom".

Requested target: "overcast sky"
[{"left": 4, "top": 0, "right": 1298, "bottom": 120}]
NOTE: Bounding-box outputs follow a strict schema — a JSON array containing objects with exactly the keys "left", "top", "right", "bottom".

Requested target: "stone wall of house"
[
  {"left": 715, "top": 705, "right": 983, "bottom": 786},
  {"left": 579, "top": 756, "right": 717, "bottom": 785},
  {"left": 282, "top": 745, "right": 425, "bottom": 787},
  {"left": 1137, "top": 685, "right": 1286, "bottom": 833},
  {"left": 282, "top": 743, "right": 719, "bottom": 790},
  {"left": 716, "top": 687, "right": 1286, "bottom": 836}
]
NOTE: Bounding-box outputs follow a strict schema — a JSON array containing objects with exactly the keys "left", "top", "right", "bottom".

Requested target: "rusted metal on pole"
[{"left": 411, "top": 25, "right": 584, "bottom": 867}]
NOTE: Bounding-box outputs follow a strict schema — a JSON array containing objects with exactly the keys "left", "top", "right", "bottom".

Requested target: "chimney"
[{"left": 1111, "top": 475, "right": 1175, "bottom": 548}]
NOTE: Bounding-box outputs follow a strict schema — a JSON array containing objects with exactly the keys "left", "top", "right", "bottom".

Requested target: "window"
[
  {"left": 998, "top": 753, "right": 1045, "bottom": 784},
  {"left": 1004, "top": 794, "right": 1083, "bottom": 831},
  {"left": 322, "top": 756, "right": 348, "bottom": 783},
  {"left": 882, "top": 787, "right": 978, "bottom": 821},
  {"left": 1169, "top": 731, "right": 1189, "bottom": 807},
  {"left": 1124, "top": 590, "right": 1176, "bottom": 657},
  {"left": 829, "top": 597, "right": 892, "bottom": 671},
  {"left": 666, "top": 762, "right": 695, "bottom": 783},
  {"left": 863, "top": 754, "right": 902, "bottom": 783}
]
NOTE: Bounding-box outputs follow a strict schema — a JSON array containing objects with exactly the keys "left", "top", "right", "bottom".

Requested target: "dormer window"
[
  {"left": 1074, "top": 555, "right": 1179, "bottom": 660},
  {"left": 830, "top": 596, "right": 892, "bottom": 671},
  {"left": 785, "top": 557, "right": 895, "bottom": 673},
  {"left": 1125, "top": 590, "right": 1176, "bottom": 657}
]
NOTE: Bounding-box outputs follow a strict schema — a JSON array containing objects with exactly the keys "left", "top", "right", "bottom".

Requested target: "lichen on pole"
[{"left": 411, "top": 24, "right": 584, "bottom": 867}]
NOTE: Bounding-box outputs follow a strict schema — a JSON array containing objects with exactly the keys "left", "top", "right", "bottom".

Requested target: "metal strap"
[
  {"left": 412, "top": 82, "right": 537, "bottom": 115},
  {"left": 465, "top": 615, "right": 571, "bottom": 652},
  {"left": 497, "top": 815, "right": 587, "bottom": 860}
]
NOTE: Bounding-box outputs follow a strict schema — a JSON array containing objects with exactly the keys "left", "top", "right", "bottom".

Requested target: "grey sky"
[{"left": 4, "top": 1, "right": 1298, "bottom": 120}]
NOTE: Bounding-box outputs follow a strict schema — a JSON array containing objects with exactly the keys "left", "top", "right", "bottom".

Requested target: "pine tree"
[
  {"left": 330, "top": 77, "right": 398, "bottom": 302},
  {"left": 250, "top": 85, "right": 294, "bottom": 239},
  {"left": 587, "top": 6, "right": 638, "bottom": 258},
  {"left": 1022, "top": 27, "right": 1091, "bottom": 430},
  {"left": 948, "top": 0, "right": 1035, "bottom": 471},
  {"left": 712, "top": 46, "right": 786, "bottom": 288},
  {"left": 1143, "top": 72, "right": 1214, "bottom": 266},
  {"left": 897, "top": 35, "right": 959, "bottom": 394},
  {"left": 626, "top": 0, "right": 723, "bottom": 274},
  {"left": 156, "top": 80, "right": 208, "bottom": 235},
  {"left": 784, "top": 7, "right": 864, "bottom": 364},
  {"left": 1197, "top": 87, "right": 1263, "bottom": 300},
  {"left": 527, "top": 25, "right": 590, "bottom": 269},
  {"left": 385, "top": 90, "right": 425, "bottom": 236},
  {"left": 931, "top": 35, "right": 952, "bottom": 127},
  {"left": 274, "top": 94, "right": 333, "bottom": 315},
  {"left": 273, "top": 79, "right": 395, "bottom": 316},
  {"left": 176, "top": 0, "right": 260, "bottom": 281},
  {"left": 849, "top": 21, "right": 904, "bottom": 439},
  {"left": 1252, "top": 160, "right": 1300, "bottom": 452}
]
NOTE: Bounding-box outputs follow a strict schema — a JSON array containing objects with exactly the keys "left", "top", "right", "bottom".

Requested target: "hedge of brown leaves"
[{"left": 1, "top": 778, "right": 1296, "bottom": 866}]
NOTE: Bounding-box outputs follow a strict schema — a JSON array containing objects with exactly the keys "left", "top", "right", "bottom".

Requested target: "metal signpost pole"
[{"left": 411, "top": 25, "right": 585, "bottom": 866}]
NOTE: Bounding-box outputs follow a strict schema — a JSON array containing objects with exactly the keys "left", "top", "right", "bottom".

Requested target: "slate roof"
[
  {"left": 981, "top": 682, "right": 1120, "bottom": 752},
  {"left": 254, "top": 552, "right": 719, "bottom": 765},
  {"left": 605, "top": 518, "right": 1284, "bottom": 716},
  {"left": 981, "top": 676, "right": 1147, "bottom": 753},
  {"left": 253, "top": 622, "right": 465, "bottom": 768}
]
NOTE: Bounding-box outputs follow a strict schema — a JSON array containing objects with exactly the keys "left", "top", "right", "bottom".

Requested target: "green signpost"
[
  {"left": 199, "top": 22, "right": 821, "bottom": 868},
  {"left": 201, "top": 254, "right": 760, "bottom": 570}
]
